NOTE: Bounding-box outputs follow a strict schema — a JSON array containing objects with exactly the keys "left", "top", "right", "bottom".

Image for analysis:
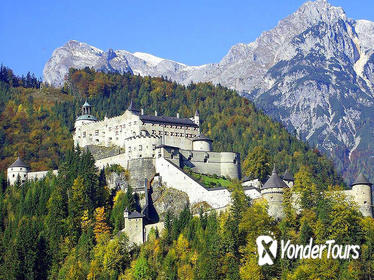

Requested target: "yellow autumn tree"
[{"left": 94, "top": 206, "right": 110, "bottom": 242}]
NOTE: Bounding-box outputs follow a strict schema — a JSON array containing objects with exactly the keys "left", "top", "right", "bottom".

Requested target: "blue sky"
[{"left": 1, "top": 0, "right": 374, "bottom": 78}]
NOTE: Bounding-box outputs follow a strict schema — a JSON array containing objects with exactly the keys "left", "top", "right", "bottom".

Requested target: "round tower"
[
  {"left": 351, "top": 173, "right": 372, "bottom": 217},
  {"left": 261, "top": 166, "right": 288, "bottom": 219},
  {"left": 7, "top": 157, "right": 29, "bottom": 185},
  {"left": 74, "top": 100, "right": 98, "bottom": 129},
  {"left": 192, "top": 134, "right": 213, "bottom": 152}
]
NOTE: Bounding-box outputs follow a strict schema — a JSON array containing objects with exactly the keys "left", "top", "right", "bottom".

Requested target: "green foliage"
[
  {"left": 0, "top": 66, "right": 366, "bottom": 279},
  {"left": 184, "top": 167, "right": 232, "bottom": 188},
  {"left": 52, "top": 67, "right": 342, "bottom": 190},
  {"left": 242, "top": 146, "right": 271, "bottom": 182}
]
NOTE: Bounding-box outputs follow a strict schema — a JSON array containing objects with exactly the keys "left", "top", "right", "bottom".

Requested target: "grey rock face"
[
  {"left": 43, "top": 0, "right": 374, "bottom": 181},
  {"left": 151, "top": 185, "right": 189, "bottom": 221}
]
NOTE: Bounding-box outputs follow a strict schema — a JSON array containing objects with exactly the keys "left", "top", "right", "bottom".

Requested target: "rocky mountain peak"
[
  {"left": 43, "top": 0, "right": 374, "bottom": 183},
  {"left": 296, "top": 0, "right": 346, "bottom": 24}
]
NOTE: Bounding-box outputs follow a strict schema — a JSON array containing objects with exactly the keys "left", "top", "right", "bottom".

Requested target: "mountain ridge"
[{"left": 43, "top": 0, "right": 374, "bottom": 183}]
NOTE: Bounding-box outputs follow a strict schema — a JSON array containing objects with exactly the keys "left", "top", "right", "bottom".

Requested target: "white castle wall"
[
  {"left": 74, "top": 111, "right": 141, "bottom": 148},
  {"left": 144, "top": 221, "right": 165, "bottom": 241},
  {"left": 125, "top": 134, "right": 161, "bottom": 159},
  {"left": 28, "top": 170, "right": 58, "bottom": 181},
  {"left": 243, "top": 188, "right": 261, "bottom": 200},
  {"left": 155, "top": 157, "right": 231, "bottom": 209},
  {"left": 179, "top": 150, "right": 240, "bottom": 180},
  {"left": 95, "top": 153, "right": 128, "bottom": 170},
  {"left": 74, "top": 110, "right": 200, "bottom": 151}
]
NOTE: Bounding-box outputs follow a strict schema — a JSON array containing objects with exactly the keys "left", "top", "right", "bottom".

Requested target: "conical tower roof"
[
  {"left": 351, "top": 173, "right": 372, "bottom": 186},
  {"left": 82, "top": 100, "right": 91, "bottom": 107},
  {"left": 262, "top": 166, "right": 288, "bottom": 189},
  {"left": 283, "top": 169, "right": 294, "bottom": 182},
  {"left": 9, "top": 157, "right": 28, "bottom": 168},
  {"left": 127, "top": 100, "right": 140, "bottom": 112}
]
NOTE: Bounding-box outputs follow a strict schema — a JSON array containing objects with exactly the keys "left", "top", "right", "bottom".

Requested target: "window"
[
  {"left": 152, "top": 144, "right": 156, "bottom": 150},
  {"left": 129, "top": 146, "right": 131, "bottom": 152},
  {"left": 83, "top": 132, "right": 86, "bottom": 137},
  {"left": 139, "top": 145, "right": 142, "bottom": 151},
  {"left": 95, "top": 130, "right": 99, "bottom": 136}
]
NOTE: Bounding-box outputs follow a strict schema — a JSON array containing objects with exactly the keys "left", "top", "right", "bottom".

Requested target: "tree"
[
  {"left": 242, "top": 146, "right": 271, "bottom": 182},
  {"left": 93, "top": 207, "right": 110, "bottom": 242}
]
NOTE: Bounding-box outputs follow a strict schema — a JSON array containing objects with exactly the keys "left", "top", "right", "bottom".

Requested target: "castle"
[{"left": 7, "top": 101, "right": 373, "bottom": 245}]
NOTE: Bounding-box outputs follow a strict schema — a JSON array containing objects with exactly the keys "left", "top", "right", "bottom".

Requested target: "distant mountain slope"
[{"left": 43, "top": 0, "right": 374, "bottom": 183}]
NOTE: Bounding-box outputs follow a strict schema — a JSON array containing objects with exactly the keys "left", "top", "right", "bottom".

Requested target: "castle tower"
[
  {"left": 192, "top": 134, "right": 213, "bottom": 152},
  {"left": 122, "top": 207, "right": 144, "bottom": 245},
  {"left": 261, "top": 166, "right": 288, "bottom": 219},
  {"left": 282, "top": 169, "right": 294, "bottom": 188},
  {"left": 7, "top": 157, "right": 29, "bottom": 185},
  {"left": 82, "top": 100, "right": 92, "bottom": 115},
  {"left": 194, "top": 110, "right": 200, "bottom": 128},
  {"left": 74, "top": 100, "right": 98, "bottom": 129},
  {"left": 351, "top": 173, "right": 372, "bottom": 217}
]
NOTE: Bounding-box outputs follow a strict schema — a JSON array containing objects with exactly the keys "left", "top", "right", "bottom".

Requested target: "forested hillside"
[
  {"left": 0, "top": 148, "right": 373, "bottom": 279},
  {"left": 2, "top": 66, "right": 371, "bottom": 279},
  {"left": 0, "top": 66, "right": 343, "bottom": 186}
]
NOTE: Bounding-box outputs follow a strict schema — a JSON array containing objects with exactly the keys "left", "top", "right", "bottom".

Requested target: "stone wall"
[
  {"left": 243, "top": 187, "right": 261, "bottom": 200},
  {"left": 28, "top": 170, "right": 58, "bottom": 181},
  {"left": 179, "top": 150, "right": 241, "bottom": 179},
  {"left": 122, "top": 217, "right": 144, "bottom": 246},
  {"left": 74, "top": 110, "right": 200, "bottom": 151},
  {"left": 144, "top": 222, "right": 165, "bottom": 242},
  {"left": 155, "top": 157, "right": 232, "bottom": 209},
  {"left": 95, "top": 153, "right": 128, "bottom": 170},
  {"left": 128, "top": 158, "right": 156, "bottom": 189}
]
